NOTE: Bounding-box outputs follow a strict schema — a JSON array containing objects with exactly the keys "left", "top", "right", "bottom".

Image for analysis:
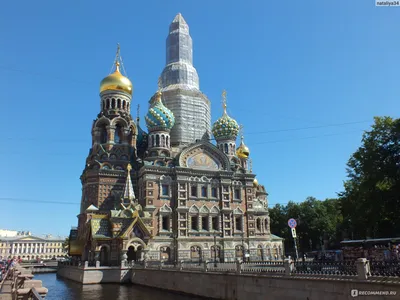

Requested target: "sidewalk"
[{"left": 0, "top": 279, "right": 12, "bottom": 300}]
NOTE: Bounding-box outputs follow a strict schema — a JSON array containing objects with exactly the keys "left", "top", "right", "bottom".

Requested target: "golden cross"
[
  {"left": 127, "top": 164, "right": 132, "bottom": 172},
  {"left": 115, "top": 43, "right": 121, "bottom": 65},
  {"left": 222, "top": 90, "right": 227, "bottom": 113}
]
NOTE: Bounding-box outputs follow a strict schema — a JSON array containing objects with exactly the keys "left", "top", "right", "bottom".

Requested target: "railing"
[
  {"left": 293, "top": 260, "right": 357, "bottom": 276},
  {"left": 28, "top": 287, "right": 44, "bottom": 300},
  {"left": 370, "top": 261, "right": 400, "bottom": 277}
]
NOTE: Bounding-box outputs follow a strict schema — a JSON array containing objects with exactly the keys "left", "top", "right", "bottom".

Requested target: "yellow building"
[{"left": 0, "top": 233, "right": 68, "bottom": 261}]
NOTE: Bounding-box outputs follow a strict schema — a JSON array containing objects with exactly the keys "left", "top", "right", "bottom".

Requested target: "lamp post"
[
  {"left": 241, "top": 233, "right": 245, "bottom": 262},
  {"left": 213, "top": 231, "right": 217, "bottom": 267}
]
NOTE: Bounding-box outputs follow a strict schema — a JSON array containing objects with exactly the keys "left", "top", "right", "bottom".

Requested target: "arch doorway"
[
  {"left": 127, "top": 245, "right": 143, "bottom": 262},
  {"left": 100, "top": 246, "right": 109, "bottom": 266}
]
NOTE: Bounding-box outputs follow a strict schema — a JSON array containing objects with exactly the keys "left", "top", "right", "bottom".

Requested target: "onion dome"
[
  {"left": 212, "top": 91, "right": 239, "bottom": 140},
  {"left": 145, "top": 90, "right": 175, "bottom": 131},
  {"left": 253, "top": 178, "right": 259, "bottom": 187},
  {"left": 236, "top": 135, "right": 250, "bottom": 159},
  {"left": 100, "top": 62, "right": 133, "bottom": 95}
]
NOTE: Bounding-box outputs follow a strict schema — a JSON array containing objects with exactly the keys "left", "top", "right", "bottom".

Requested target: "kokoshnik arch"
[{"left": 68, "top": 13, "right": 284, "bottom": 265}]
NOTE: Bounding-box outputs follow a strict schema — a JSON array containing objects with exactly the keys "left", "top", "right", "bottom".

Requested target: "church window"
[
  {"left": 114, "top": 125, "right": 123, "bottom": 144},
  {"left": 106, "top": 99, "right": 110, "bottom": 109},
  {"left": 156, "top": 135, "right": 160, "bottom": 147},
  {"left": 235, "top": 216, "right": 243, "bottom": 231},
  {"left": 234, "top": 189, "right": 241, "bottom": 200},
  {"left": 264, "top": 218, "right": 268, "bottom": 230},
  {"left": 127, "top": 103, "right": 130, "bottom": 111},
  {"left": 162, "top": 184, "right": 169, "bottom": 196},
  {"left": 201, "top": 186, "right": 207, "bottom": 197},
  {"left": 103, "top": 100, "right": 106, "bottom": 110},
  {"left": 201, "top": 216, "right": 209, "bottom": 231},
  {"left": 122, "top": 101, "right": 126, "bottom": 110},
  {"left": 117, "top": 99, "right": 121, "bottom": 109},
  {"left": 161, "top": 135, "right": 165, "bottom": 147},
  {"left": 191, "top": 216, "right": 199, "bottom": 231},
  {"left": 111, "top": 98, "right": 116, "bottom": 109},
  {"left": 100, "top": 126, "right": 108, "bottom": 144},
  {"left": 162, "top": 216, "right": 169, "bottom": 231},
  {"left": 224, "top": 144, "right": 228, "bottom": 154},
  {"left": 191, "top": 186, "right": 197, "bottom": 197},
  {"left": 256, "top": 219, "right": 261, "bottom": 231},
  {"left": 212, "top": 216, "right": 219, "bottom": 231},
  {"left": 166, "top": 136, "right": 169, "bottom": 148},
  {"left": 211, "top": 187, "right": 217, "bottom": 198}
]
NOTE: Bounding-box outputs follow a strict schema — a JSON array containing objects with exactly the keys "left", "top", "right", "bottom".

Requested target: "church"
[{"left": 68, "top": 13, "right": 284, "bottom": 265}]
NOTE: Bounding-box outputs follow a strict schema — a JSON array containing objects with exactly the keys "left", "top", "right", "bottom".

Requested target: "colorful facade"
[{"left": 69, "top": 13, "right": 284, "bottom": 265}]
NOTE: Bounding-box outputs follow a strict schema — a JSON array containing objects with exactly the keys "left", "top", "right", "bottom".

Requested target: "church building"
[{"left": 68, "top": 13, "right": 284, "bottom": 265}]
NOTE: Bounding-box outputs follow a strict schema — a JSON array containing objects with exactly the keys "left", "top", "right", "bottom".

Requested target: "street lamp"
[{"left": 213, "top": 231, "right": 217, "bottom": 267}]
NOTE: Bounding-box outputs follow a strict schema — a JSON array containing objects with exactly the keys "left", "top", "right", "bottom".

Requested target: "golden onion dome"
[
  {"left": 100, "top": 62, "right": 133, "bottom": 95},
  {"left": 253, "top": 178, "right": 259, "bottom": 187},
  {"left": 236, "top": 137, "right": 250, "bottom": 159}
]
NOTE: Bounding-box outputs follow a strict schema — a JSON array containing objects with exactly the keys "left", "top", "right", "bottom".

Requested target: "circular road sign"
[{"left": 288, "top": 218, "right": 297, "bottom": 228}]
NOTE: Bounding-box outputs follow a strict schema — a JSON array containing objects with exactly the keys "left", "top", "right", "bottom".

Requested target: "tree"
[{"left": 340, "top": 116, "right": 400, "bottom": 239}]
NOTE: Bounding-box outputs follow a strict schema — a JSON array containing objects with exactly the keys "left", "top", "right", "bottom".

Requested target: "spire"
[
  {"left": 166, "top": 13, "right": 193, "bottom": 66},
  {"left": 123, "top": 164, "right": 135, "bottom": 201}
]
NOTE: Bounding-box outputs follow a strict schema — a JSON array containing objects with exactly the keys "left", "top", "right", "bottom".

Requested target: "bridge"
[{"left": 19, "top": 261, "right": 58, "bottom": 274}]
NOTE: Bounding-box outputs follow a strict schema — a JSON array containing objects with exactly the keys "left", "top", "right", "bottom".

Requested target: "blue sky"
[{"left": 0, "top": 0, "right": 399, "bottom": 237}]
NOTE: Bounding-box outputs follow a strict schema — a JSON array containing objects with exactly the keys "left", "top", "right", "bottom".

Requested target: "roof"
[
  {"left": 0, "top": 235, "right": 67, "bottom": 242},
  {"left": 271, "top": 234, "right": 284, "bottom": 240}
]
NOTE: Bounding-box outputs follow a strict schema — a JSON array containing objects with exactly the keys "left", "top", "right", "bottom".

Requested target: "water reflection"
[{"left": 35, "top": 273, "right": 203, "bottom": 300}]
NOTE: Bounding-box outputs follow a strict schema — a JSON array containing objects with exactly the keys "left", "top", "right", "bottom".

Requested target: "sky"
[{"left": 0, "top": 0, "right": 399, "bottom": 237}]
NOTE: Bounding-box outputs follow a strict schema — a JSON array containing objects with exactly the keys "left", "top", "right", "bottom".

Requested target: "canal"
[{"left": 35, "top": 273, "right": 204, "bottom": 300}]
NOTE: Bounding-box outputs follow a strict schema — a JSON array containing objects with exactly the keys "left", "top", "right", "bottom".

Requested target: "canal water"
[{"left": 35, "top": 273, "right": 204, "bottom": 300}]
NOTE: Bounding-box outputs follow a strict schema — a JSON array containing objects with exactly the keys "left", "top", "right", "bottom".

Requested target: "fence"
[{"left": 130, "top": 258, "right": 400, "bottom": 280}]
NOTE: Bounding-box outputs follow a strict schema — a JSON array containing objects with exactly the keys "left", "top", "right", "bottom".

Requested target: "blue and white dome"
[{"left": 145, "top": 91, "right": 175, "bottom": 132}]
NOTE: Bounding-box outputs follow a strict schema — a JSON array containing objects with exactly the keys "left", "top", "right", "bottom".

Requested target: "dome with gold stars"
[
  {"left": 145, "top": 91, "right": 175, "bottom": 131},
  {"left": 212, "top": 91, "right": 239, "bottom": 140},
  {"left": 100, "top": 62, "right": 133, "bottom": 95}
]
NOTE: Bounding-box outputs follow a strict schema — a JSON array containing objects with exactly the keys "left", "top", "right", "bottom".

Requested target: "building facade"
[
  {"left": 69, "top": 13, "right": 284, "bottom": 265},
  {"left": 0, "top": 232, "right": 68, "bottom": 261}
]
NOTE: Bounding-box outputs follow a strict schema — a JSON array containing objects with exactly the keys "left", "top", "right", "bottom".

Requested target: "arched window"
[
  {"left": 256, "top": 219, "right": 261, "bottom": 231},
  {"left": 156, "top": 135, "right": 160, "bottom": 147},
  {"left": 117, "top": 99, "right": 121, "bottom": 109},
  {"left": 264, "top": 219, "right": 268, "bottom": 231},
  {"left": 103, "top": 100, "right": 106, "bottom": 110},
  {"left": 100, "top": 126, "right": 108, "bottom": 144},
  {"left": 127, "top": 103, "right": 130, "bottom": 112},
  {"left": 111, "top": 98, "right": 116, "bottom": 109},
  {"left": 123, "top": 101, "right": 126, "bottom": 110},
  {"left": 114, "top": 125, "right": 123, "bottom": 144},
  {"left": 166, "top": 136, "right": 169, "bottom": 148},
  {"left": 224, "top": 144, "right": 228, "bottom": 154},
  {"left": 151, "top": 135, "right": 155, "bottom": 147},
  {"left": 106, "top": 99, "right": 110, "bottom": 109},
  {"left": 161, "top": 135, "right": 165, "bottom": 147}
]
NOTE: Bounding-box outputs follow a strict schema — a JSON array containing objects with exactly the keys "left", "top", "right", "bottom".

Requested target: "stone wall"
[
  {"left": 131, "top": 268, "right": 400, "bottom": 300},
  {"left": 57, "top": 266, "right": 132, "bottom": 284}
]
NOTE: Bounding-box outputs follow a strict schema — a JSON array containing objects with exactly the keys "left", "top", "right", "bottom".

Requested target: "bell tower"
[{"left": 79, "top": 45, "right": 138, "bottom": 223}]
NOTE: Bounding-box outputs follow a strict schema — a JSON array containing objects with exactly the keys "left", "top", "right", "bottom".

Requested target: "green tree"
[{"left": 340, "top": 116, "right": 400, "bottom": 239}]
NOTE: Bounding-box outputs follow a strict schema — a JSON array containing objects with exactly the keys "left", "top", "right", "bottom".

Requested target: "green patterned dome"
[
  {"left": 145, "top": 91, "right": 175, "bottom": 132},
  {"left": 212, "top": 110, "right": 239, "bottom": 140}
]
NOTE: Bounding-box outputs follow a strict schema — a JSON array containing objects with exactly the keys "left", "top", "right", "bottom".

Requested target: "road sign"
[
  {"left": 288, "top": 218, "right": 297, "bottom": 228},
  {"left": 291, "top": 228, "right": 297, "bottom": 238}
]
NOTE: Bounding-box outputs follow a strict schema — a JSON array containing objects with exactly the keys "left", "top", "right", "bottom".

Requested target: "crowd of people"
[{"left": 0, "top": 257, "right": 22, "bottom": 282}]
